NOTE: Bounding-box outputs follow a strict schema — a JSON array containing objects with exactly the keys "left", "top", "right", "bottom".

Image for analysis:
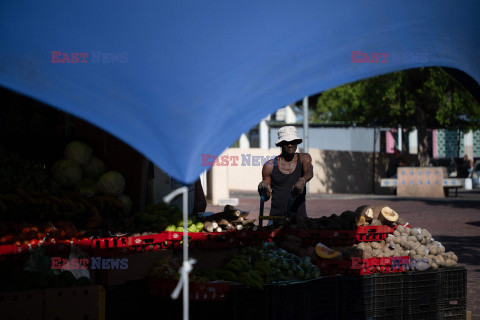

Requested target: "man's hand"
[
  {"left": 292, "top": 178, "right": 306, "bottom": 196},
  {"left": 258, "top": 180, "right": 272, "bottom": 201}
]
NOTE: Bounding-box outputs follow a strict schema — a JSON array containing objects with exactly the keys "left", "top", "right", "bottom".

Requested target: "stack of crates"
[
  {"left": 229, "top": 276, "right": 340, "bottom": 320},
  {"left": 229, "top": 283, "right": 271, "bottom": 320},
  {"left": 340, "top": 274, "right": 375, "bottom": 320},
  {"left": 403, "top": 267, "right": 467, "bottom": 320},
  {"left": 403, "top": 269, "right": 440, "bottom": 319},
  {"left": 303, "top": 276, "right": 339, "bottom": 320},
  {"left": 438, "top": 267, "right": 467, "bottom": 320},
  {"left": 341, "top": 273, "right": 403, "bottom": 320},
  {"left": 105, "top": 279, "right": 152, "bottom": 320},
  {"left": 371, "top": 273, "right": 404, "bottom": 319}
]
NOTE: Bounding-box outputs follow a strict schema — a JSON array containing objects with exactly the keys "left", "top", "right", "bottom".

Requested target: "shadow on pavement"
[
  {"left": 434, "top": 235, "right": 480, "bottom": 269},
  {"left": 466, "top": 221, "right": 480, "bottom": 227}
]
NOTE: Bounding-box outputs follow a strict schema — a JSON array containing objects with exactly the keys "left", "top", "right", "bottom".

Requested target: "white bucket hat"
[{"left": 275, "top": 126, "right": 303, "bottom": 146}]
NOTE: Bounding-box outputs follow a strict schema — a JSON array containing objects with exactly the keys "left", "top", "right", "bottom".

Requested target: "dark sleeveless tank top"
[{"left": 270, "top": 153, "right": 307, "bottom": 217}]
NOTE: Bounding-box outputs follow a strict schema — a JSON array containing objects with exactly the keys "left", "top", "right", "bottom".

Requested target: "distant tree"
[{"left": 315, "top": 67, "right": 480, "bottom": 165}]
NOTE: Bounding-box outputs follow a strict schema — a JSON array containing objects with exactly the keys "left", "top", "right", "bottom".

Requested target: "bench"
[
  {"left": 381, "top": 178, "right": 465, "bottom": 197},
  {"left": 380, "top": 167, "right": 465, "bottom": 198}
]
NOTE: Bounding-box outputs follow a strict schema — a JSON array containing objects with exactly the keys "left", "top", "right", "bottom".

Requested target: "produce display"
[
  {"left": 125, "top": 202, "right": 186, "bottom": 234},
  {"left": 288, "top": 204, "right": 406, "bottom": 230},
  {"left": 0, "top": 141, "right": 135, "bottom": 245},
  {"left": 277, "top": 205, "right": 459, "bottom": 273},
  {"left": 0, "top": 220, "right": 87, "bottom": 246},
  {"left": 196, "top": 205, "right": 257, "bottom": 232},
  {"left": 149, "top": 242, "right": 321, "bottom": 292},
  {"left": 124, "top": 203, "right": 254, "bottom": 235},
  {"left": 50, "top": 141, "right": 131, "bottom": 217},
  {"left": 386, "top": 225, "right": 458, "bottom": 270},
  {"left": 217, "top": 242, "right": 321, "bottom": 289}
]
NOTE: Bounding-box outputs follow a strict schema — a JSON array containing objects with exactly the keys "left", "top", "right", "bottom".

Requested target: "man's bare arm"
[
  {"left": 292, "top": 153, "right": 313, "bottom": 196},
  {"left": 300, "top": 153, "right": 313, "bottom": 182},
  {"left": 258, "top": 159, "right": 274, "bottom": 200}
]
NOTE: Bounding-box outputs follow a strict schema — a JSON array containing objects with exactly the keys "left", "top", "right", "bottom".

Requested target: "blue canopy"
[{"left": 1, "top": 0, "right": 479, "bottom": 184}]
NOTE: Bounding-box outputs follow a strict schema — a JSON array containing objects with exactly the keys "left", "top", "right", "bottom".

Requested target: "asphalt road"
[{"left": 206, "top": 190, "right": 480, "bottom": 318}]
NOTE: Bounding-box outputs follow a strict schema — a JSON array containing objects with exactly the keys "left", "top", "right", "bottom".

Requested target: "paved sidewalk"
[{"left": 206, "top": 190, "right": 480, "bottom": 318}]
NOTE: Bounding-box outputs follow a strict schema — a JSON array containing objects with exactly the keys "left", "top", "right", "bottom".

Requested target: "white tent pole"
[
  {"left": 163, "top": 186, "right": 195, "bottom": 320},
  {"left": 182, "top": 186, "right": 188, "bottom": 320}
]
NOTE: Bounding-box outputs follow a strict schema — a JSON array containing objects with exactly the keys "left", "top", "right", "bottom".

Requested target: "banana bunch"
[{"left": 220, "top": 255, "right": 265, "bottom": 289}]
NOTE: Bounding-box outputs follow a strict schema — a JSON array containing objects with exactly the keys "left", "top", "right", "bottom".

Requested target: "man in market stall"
[{"left": 257, "top": 126, "right": 313, "bottom": 218}]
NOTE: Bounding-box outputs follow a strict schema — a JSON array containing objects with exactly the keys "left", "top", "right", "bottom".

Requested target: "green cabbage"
[
  {"left": 51, "top": 159, "right": 83, "bottom": 187},
  {"left": 116, "top": 193, "right": 132, "bottom": 215},
  {"left": 84, "top": 156, "right": 107, "bottom": 180},
  {"left": 64, "top": 141, "right": 92, "bottom": 167},
  {"left": 75, "top": 178, "right": 97, "bottom": 198},
  {"left": 98, "top": 171, "right": 125, "bottom": 195}
]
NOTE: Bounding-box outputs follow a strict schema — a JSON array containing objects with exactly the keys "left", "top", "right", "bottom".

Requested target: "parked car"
[{"left": 471, "top": 160, "right": 480, "bottom": 188}]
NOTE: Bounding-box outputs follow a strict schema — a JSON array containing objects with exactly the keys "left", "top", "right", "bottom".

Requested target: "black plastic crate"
[
  {"left": 229, "top": 283, "right": 270, "bottom": 320},
  {"left": 438, "top": 306, "right": 467, "bottom": 320},
  {"left": 368, "top": 311, "right": 404, "bottom": 320},
  {"left": 439, "top": 267, "right": 467, "bottom": 304},
  {"left": 104, "top": 279, "right": 152, "bottom": 320},
  {"left": 304, "top": 276, "right": 339, "bottom": 320},
  {"left": 340, "top": 275, "right": 375, "bottom": 320},
  {"left": 373, "top": 273, "right": 404, "bottom": 311},
  {"left": 403, "top": 306, "right": 438, "bottom": 320},
  {"left": 404, "top": 269, "right": 440, "bottom": 311},
  {"left": 439, "top": 298, "right": 466, "bottom": 312},
  {"left": 270, "top": 281, "right": 307, "bottom": 320}
]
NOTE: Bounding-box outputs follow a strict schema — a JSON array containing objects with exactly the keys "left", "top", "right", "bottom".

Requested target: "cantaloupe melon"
[{"left": 315, "top": 243, "right": 341, "bottom": 259}]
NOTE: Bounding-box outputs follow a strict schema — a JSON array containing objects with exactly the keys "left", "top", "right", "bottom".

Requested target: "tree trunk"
[
  {"left": 417, "top": 125, "right": 430, "bottom": 166},
  {"left": 415, "top": 103, "right": 430, "bottom": 167}
]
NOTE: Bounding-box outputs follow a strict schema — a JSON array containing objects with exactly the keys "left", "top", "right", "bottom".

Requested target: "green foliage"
[{"left": 315, "top": 67, "right": 480, "bottom": 131}]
